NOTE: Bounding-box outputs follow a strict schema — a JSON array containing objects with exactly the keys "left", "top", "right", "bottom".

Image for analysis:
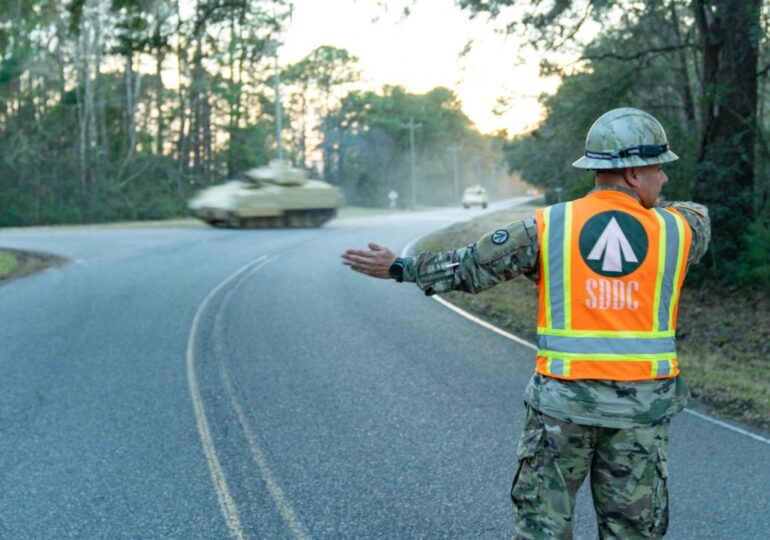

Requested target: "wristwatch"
[{"left": 388, "top": 257, "right": 405, "bottom": 282}]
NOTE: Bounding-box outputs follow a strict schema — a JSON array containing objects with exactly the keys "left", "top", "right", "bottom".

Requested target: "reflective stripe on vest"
[
  {"left": 654, "top": 208, "right": 687, "bottom": 332},
  {"left": 536, "top": 194, "right": 691, "bottom": 381}
]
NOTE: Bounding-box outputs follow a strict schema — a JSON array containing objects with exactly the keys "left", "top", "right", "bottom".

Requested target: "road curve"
[{"left": 0, "top": 201, "right": 767, "bottom": 539}]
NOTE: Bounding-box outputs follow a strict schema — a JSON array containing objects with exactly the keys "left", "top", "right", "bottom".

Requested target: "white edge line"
[
  {"left": 431, "top": 295, "right": 537, "bottom": 352},
  {"left": 186, "top": 255, "right": 272, "bottom": 540},
  {"left": 403, "top": 240, "right": 770, "bottom": 447},
  {"left": 682, "top": 408, "right": 770, "bottom": 445}
]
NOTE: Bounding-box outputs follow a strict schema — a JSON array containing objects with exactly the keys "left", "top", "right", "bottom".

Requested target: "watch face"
[{"left": 389, "top": 259, "right": 404, "bottom": 280}]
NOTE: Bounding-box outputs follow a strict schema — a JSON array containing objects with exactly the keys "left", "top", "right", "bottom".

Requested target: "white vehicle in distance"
[{"left": 461, "top": 185, "right": 488, "bottom": 209}]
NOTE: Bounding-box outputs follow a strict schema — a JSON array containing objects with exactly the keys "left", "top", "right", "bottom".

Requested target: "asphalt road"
[{"left": 1, "top": 200, "right": 768, "bottom": 539}]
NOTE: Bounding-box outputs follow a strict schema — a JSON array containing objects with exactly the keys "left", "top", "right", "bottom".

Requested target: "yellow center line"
[
  {"left": 186, "top": 255, "right": 270, "bottom": 540},
  {"left": 219, "top": 362, "right": 310, "bottom": 539},
  {"left": 214, "top": 255, "right": 310, "bottom": 539}
]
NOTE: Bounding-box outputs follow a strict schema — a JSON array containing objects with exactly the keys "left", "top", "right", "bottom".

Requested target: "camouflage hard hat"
[{"left": 572, "top": 107, "right": 679, "bottom": 170}]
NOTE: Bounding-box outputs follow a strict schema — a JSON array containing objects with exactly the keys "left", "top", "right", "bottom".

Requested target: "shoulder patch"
[
  {"left": 475, "top": 218, "right": 537, "bottom": 265},
  {"left": 491, "top": 229, "right": 509, "bottom": 245}
]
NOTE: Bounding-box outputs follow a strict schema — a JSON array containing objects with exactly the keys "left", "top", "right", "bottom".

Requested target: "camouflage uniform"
[
  {"left": 400, "top": 186, "right": 710, "bottom": 539},
  {"left": 512, "top": 406, "right": 669, "bottom": 539}
]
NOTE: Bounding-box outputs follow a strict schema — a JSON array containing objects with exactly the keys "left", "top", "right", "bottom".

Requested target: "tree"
[
  {"left": 692, "top": 1, "right": 762, "bottom": 268},
  {"left": 282, "top": 45, "right": 360, "bottom": 178},
  {"left": 457, "top": 0, "right": 765, "bottom": 274},
  {"left": 325, "top": 85, "right": 505, "bottom": 207},
  {"left": 0, "top": 0, "right": 292, "bottom": 225}
]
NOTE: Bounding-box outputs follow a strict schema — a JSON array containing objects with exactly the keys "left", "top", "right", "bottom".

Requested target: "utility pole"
[
  {"left": 402, "top": 117, "right": 422, "bottom": 209},
  {"left": 448, "top": 145, "right": 462, "bottom": 200}
]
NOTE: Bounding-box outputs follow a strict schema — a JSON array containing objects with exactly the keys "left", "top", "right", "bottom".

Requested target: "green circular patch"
[{"left": 578, "top": 211, "right": 648, "bottom": 277}]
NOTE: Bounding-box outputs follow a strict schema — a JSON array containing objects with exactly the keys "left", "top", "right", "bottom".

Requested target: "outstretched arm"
[
  {"left": 340, "top": 243, "right": 397, "bottom": 279},
  {"left": 340, "top": 216, "right": 540, "bottom": 295}
]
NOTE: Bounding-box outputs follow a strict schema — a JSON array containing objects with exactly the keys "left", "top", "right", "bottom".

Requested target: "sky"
[{"left": 279, "top": 0, "right": 562, "bottom": 135}]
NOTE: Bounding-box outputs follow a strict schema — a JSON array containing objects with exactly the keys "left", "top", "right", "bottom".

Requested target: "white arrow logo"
[{"left": 586, "top": 217, "right": 638, "bottom": 272}]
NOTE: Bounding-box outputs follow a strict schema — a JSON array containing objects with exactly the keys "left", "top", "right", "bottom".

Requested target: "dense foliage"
[
  {"left": 0, "top": 0, "right": 293, "bottom": 225},
  {"left": 459, "top": 0, "right": 770, "bottom": 282}
]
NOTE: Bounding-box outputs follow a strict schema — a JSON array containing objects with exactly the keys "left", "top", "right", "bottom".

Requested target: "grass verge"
[
  {"left": 414, "top": 207, "right": 770, "bottom": 433},
  {"left": 0, "top": 248, "right": 67, "bottom": 283},
  {"left": 0, "top": 250, "right": 19, "bottom": 275}
]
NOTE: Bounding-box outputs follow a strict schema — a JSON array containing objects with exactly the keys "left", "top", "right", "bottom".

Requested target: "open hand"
[{"left": 341, "top": 243, "right": 397, "bottom": 279}]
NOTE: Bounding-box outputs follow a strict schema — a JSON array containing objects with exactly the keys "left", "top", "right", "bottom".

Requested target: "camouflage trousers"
[{"left": 511, "top": 406, "right": 669, "bottom": 539}]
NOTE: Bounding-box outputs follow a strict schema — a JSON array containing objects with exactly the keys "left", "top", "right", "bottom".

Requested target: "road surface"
[{"left": 1, "top": 199, "right": 768, "bottom": 538}]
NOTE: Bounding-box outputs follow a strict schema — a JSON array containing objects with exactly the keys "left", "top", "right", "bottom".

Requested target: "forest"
[
  {"left": 0, "top": 0, "right": 768, "bottom": 286},
  {"left": 475, "top": 0, "right": 770, "bottom": 284}
]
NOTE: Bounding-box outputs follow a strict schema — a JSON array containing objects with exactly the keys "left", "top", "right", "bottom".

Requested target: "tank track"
[{"left": 207, "top": 209, "right": 337, "bottom": 229}]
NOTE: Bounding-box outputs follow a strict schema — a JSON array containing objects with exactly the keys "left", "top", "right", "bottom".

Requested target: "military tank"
[{"left": 188, "top": 160, "right": 343, "bottom": 228}]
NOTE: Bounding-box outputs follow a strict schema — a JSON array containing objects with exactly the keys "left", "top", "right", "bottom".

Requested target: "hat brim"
[{"left": 572, "top": 150, "right": 679, "bottom": 170}]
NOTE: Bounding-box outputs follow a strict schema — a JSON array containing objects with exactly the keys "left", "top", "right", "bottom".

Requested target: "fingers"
[
  {"left": 341, "top": 254, "right": 380, "bottom": 276},
  {"left": 367, "top": 243, "right": 396, "bottom": 260},
  {"left": 340, "top": 251, "right": 372, "bottom": 267},
  {"left": 341, "top": 250, "right": 379, "bottom": 267},
  {"left": 341, "top": 248, "right": 373, "bottom": 258},
  {"left": 340, "top": 245, "right": 394, "bottom": 279},
  {"left": 340, "top": 245, "right": 391, "bottom": 261}
]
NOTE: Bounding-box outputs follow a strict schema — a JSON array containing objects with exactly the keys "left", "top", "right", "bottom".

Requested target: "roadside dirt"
[{"left": 0, "top": 248, "right": 68, "bottom": 284}]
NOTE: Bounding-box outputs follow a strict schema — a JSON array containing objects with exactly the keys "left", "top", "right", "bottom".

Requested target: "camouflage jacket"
[{"left": 401, "top": 186, "right": 711, "bottom": 428}]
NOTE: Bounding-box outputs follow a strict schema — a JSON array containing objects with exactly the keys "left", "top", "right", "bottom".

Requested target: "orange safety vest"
[{"left": 535, "top": 189, "right": 692, "bottom": 381}]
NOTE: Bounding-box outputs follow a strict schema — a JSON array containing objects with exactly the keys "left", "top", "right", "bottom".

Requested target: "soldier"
[{"left": 341, "top": 107, "right": 711, "bottom": 539}]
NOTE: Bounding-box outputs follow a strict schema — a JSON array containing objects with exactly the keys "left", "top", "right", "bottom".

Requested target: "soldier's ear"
[{"left": 623, "top": 167, "right": 640, "bottom": 188}]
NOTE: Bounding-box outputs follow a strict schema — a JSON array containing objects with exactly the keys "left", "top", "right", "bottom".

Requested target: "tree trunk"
[
  {"left": 124, "top": 50, "right": 137, "bottom": 167},
  {"left": 692, "top": 0, "right": 760, "bottom": 269},
  {"left": 226, "top": 14, "right": 239, "bottom": 178},
  {"left": 156, "top": 50, "right": 165, "bottom": 156},
  {"left": 669, "top": 0, "right": 696, "bottom": 131},
  {"left": 175, "top": 0, "right": 190, "bottom": 187},
  {"left": 203, "top": 96, "right": 213, "bottom": 183},
  {"left": 76, "top": 3, "right": 99, "bottom": 204},
  {"left": 189, "top": 23, "right": 205, "bottom": 183},
  {"left": 298, "top": 86, "right": 308, "bottom": 169},
  {"left": 91, "top": 0, "right": 103, "bottom": 190}
]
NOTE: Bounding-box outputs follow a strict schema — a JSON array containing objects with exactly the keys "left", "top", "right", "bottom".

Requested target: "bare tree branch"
[
  {"left": 577, "top": 43, "right": 694, "bottom": 63},
  {"left": 553, "top": 0, "right": 595, "bottom": 49}
]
